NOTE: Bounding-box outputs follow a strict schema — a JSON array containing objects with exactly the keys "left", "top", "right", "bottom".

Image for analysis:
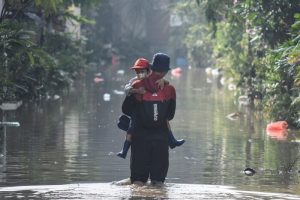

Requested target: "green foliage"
[
  {"left": 262, "top": 14, "right": 300, "bottom": 126},
  {"left": 84, "top": 1, "right": 153, "bottom": 69},
  {"left": 214, "top": 21, "right": 248, "bottom": 79},
  {"left": 184, "top": 24, "right": 214, "bottom": 68},
  {"left": 0, "top": 0, "right": 98, "bottom": 102},
  {"left": 0, "top": 20, "right": 55, "bottom": 102},
  {"left": 171, "top": 0, "right": 214, "bottom": 68},
  {"left": 193, "top": 0, "right": 300, "bottom": 126},
  {"left": 34, "top": 0, "right": 64, "bottom": 16},
  {"left": 64, "top": 4, "right": 95, "bottom": 25}
]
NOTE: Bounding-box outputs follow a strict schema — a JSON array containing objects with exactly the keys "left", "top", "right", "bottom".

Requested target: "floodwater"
[{"left": 0, "top": 68, "right": 300, "bottom": 199}]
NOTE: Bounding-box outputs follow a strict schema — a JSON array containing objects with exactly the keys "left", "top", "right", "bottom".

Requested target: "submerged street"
[{"left": 0, "top": 68, "right": 300, "bottom": 199}]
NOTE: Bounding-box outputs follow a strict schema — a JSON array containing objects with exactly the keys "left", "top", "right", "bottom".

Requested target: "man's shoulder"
[
  {"left": 162, "top": 84, "right": 176, "bottom": 99},
  {"left": 164, "top": 84, "right": 175, "bottom": 91}
]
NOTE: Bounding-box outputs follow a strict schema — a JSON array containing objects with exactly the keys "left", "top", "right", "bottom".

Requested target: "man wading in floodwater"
[{"left": 122, "top": 53, "right": 176, "bottom": 186}]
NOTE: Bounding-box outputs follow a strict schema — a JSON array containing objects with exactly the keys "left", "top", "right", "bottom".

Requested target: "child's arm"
[
  {"left": 124, "top": 77, "right": 137, "bottom": 96},
  {"left": 125, "top": 77, "right": 146, "bottom": 95}
]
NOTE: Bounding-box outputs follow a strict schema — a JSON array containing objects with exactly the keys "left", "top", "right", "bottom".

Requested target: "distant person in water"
[{"left": 117, "top": 57, "right": 185, "bottom": 159}]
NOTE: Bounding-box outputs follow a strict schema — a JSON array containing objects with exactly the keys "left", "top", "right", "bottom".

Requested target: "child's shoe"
[
  {"left": 117, "top": 140, "right": 131, "bottom": 159},
  {"left": 168, "top": 130, "right": 185, "bottom": 149}
]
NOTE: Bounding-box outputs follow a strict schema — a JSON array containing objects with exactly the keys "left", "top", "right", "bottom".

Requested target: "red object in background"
[
  {"left": 112, "top": 54, "right": 119, "bottom": 67},
  {"left": 94, "top": 77, "right": 104, "bottom": 83},
  {"left": 266, "top": 121, "right": 288, "bottom": 140},
  {"left": 171, "top": 67, "right": 182, "bottom": 77}
]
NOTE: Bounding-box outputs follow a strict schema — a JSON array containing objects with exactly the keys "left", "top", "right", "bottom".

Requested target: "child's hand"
[
  {"left": 136, "top": 87, "right": 146, "bottom": 94},
  {"left": 131, "top": 87, "right": 146, "bottom": 94},
  {"left": 156, "top": 79, "right": 165, "bottom": 89}
]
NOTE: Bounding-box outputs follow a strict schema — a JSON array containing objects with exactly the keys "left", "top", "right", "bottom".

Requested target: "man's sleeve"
[
  {"left": 167, "top": 85, "right": 176, "bottom": 120},
  {"left": 122, "top": 95, "right": 136, "bottom": 116}
]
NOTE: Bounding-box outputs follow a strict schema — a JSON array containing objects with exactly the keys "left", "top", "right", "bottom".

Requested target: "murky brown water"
[{"left": 0, "top": 68, "right": 300, "bottom": 199}]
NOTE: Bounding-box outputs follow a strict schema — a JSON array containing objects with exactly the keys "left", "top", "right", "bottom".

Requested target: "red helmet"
[{"left": 131, "top": 58, "right": 150, "bottom": 69}]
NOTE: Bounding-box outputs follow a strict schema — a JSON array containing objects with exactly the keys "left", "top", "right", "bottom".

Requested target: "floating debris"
[
  {"left": 171, "top": 67, "right": 182, "bottom": 77},
  {"left": 291, "top": 139, "right": 300, "bottom": 143},
  {"left": 0, "top": 101, "right": 23, "bottom": 111},
  {"left": 206, "top": 78, "right": 212, "bottom": 83},
  {"left": 117, "top": 69, "right": 125, "bottom": 75},
  {"left": 192, "top": 88, "right": 203, "bottom": 91},
  {"left": 226, "top": 112, "right": 241, "bottom": 120},
  {"left": 94, "top": 72, "right": 104, "bottom": 83},
  {"left": 227, "top": 83, "right": 236, "bottom": 91},
  {"left": 94, "top": 72, "right": 102, "bottom": 77},
  {"left": 244, "top": 168, "right": 256, "bottom": 176},
  {"left": 266, "top": 121, "right": 288, "bottom": 141},
  {"left": 238, "top": 95, "right": 250, "bottom": 106},
  {"left": 0, "top": 122, "right": 20, "bottom": 127},
  {"left": 205, "top": 67, "right": 212, "bottom": 75},
  {"left": 266, "top": 121, "right": 288, "bottom": 131},
  {"left": 211, "top": 68, "right": 222, "bottom": 78},
  {"left": 103, "top": 93, "right": 111, "bottom": 101},
  {"left": 53, "top": 94, "right": 60, "bottom": 100},
  {"left": 113, "top": 90, "right": 125, "bottom": 95},
  {"left": 94, "top": 77, "right": 104, "bottom": 83}
]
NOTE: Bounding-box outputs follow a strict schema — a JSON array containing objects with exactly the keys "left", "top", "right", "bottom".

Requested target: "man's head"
[
  {"left": 131, "top": 58, "right": 150, "bottom": 79},
  {"left": 151, "top": 53, "right": 170, "bottom": 73}
]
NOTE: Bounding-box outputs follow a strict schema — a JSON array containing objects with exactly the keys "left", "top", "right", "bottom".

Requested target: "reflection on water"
[
  {"left": 0, "top": 182, "right": 300, "bottom": 200},
  {"left": 0, "top": 68, "right": 300, "bottom": 197}
]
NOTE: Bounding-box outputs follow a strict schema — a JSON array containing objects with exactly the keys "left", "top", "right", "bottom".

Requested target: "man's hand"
[{"left": 156, "top": 79, "right": 165, "bottom": 89}]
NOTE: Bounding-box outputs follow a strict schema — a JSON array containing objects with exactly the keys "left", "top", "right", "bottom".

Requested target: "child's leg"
[
  {"left": 166, "top": 121, "right": 185, "bottom": 149},
  {"left": 168, "top": 130, "right": 185, "bottom": 149},
  {"left": 117, "top": 133, "right": 132, "bottom": 159}
]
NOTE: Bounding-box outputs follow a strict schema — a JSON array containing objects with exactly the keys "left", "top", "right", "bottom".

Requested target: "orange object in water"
[
  {"left": 266, "top": 129, "right": 288, "bottom": 140},
  {"left": 266, "top": 121, "right": 288, "bottom": 131}
]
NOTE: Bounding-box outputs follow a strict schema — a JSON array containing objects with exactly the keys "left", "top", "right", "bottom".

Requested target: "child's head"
[{"left": 131, "top": 58, "right": 150, "bottom": 79}]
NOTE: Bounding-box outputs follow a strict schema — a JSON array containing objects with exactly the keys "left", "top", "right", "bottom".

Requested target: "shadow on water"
[{"left": 0, "top": 68, "right": 300, "bottom": 199}]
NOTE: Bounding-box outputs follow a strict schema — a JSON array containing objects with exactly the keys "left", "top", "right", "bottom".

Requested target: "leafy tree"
[
  {"left": 263, "top": 14, "right": 300, "bottom": 126},
  {"left": 0, "top": 19, "right": 55, "bottom": 102},
  {"left": 170, "top": 0, "right": 214, "bottom": 68},
  {"left": 193, "top": 0, "right": 300, "bottom": 125},
  {"left": 0, "top": 0, "right": 98, "bottom": 102}
]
